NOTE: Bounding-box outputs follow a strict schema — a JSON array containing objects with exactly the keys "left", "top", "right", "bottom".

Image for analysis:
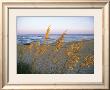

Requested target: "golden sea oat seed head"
[{"left": 80, "top": 55, "right": 94, "bottom": 68}]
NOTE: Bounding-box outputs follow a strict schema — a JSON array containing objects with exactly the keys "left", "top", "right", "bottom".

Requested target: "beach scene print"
[{"left": 17, "top": 17, "right": 94, "bottom": 74}]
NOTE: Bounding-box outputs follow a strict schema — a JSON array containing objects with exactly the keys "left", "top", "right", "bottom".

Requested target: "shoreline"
[{"left": 17, "top": 39, "right": 94, "bottom": 46}]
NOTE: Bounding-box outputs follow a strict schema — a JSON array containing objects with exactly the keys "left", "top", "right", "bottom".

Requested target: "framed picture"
[{"left": 0, "top": 0, "right": 109, "bottom": 89}]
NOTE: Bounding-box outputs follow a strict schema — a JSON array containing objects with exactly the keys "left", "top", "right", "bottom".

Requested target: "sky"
[{"left": 17, "top": 16, "right": 94, "bottom": 34}]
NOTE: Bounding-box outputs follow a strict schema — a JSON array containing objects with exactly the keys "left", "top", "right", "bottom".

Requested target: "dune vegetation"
[{"left": 17, "top": 26, "right": 94, "bottom": 74}]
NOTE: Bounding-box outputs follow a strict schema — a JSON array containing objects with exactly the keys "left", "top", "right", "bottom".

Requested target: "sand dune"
[{"left": 17, "top": 39, "right": 94, "bottom": 74}]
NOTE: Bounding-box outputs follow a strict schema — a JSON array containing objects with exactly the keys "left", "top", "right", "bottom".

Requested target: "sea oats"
[
  {"left": 55, "top": 31, "right": 66, "bottom": 51},
  {"left": 80, "top": 55, "right": 94, "bottom": 68},
  {"left": 45, "top": 25, "right": 51, "bottom": 40},
  {"left": 65, "top": 54, "right": 80, "bottom": 70}
]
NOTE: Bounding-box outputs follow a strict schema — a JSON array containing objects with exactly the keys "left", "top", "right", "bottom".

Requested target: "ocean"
[{"left": 17, "top": 34, "right": 94, "bottom": 45}]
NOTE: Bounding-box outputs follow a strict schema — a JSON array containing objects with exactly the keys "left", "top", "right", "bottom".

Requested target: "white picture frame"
[{"left": 0, "top": 0, "right": 109, "bottom": 89}]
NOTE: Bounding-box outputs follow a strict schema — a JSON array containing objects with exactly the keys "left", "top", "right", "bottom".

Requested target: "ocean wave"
[{"left": 17, "top": 34, "right": 94, "bottom": 45}]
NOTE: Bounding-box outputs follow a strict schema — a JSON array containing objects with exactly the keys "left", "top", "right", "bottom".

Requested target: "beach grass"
[
  {"left": 17, "top": 39, "right": 94, "bottom": 74},
  {"left": 17, "top": 26, "right": 94, "bottom": 74}
]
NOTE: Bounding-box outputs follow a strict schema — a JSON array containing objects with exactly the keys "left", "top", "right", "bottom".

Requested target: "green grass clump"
[{"left": 17, "top": 61, "right": 31, "bottom": 74}]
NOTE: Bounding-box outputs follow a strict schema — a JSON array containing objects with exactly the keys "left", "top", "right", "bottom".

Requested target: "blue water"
[{"left": 17, "top": 34, "right": 94, "bottom": 45}]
